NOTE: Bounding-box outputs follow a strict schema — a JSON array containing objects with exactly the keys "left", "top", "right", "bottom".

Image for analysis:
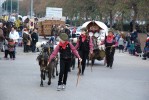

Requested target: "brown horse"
[{"left": 37, "top": 44, "right": 58, "bottom": 87}]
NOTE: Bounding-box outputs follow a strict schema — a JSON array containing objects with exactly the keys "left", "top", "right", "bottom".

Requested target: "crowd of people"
[
  {"left": 0, "top": 21, "right": 39, "bottom": 60},
  {"left": 1, "top": 19, "right": 149, "bottom": 91},
  {"left": 115, "top": 29, "right": 149, "bottom": 60}
]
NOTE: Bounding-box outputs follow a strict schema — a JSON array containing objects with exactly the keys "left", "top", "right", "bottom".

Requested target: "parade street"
[{"left": 0, "top": 46, "right": 149, "bottom": 100}]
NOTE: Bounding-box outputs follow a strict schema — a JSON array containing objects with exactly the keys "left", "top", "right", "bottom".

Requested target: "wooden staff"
[{"left": 76, "top": 61, "right": 82, "bottom": 87}]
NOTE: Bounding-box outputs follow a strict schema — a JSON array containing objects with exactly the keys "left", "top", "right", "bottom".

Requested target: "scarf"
[
  {"left": 81, "top": 34, "right": 86, "bottom": 42},
  {"left": 59, "top": 41, "right": 69, "bottom": 49},
  {"left": 107, "top": 35, "right": 114, "bottom": 43}
]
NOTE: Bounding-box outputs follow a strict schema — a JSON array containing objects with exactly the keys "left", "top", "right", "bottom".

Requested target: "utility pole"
[
  {"left": 17, "top": 0, "right": 19, "bottom": 14},
  {"left": 6, "top": 0, "right": 8, "bottom": 12},
  {"left": 11, "top": 0, "right": 12, "bottom": 14},
  {"left": 30, "top": 0, "right": 33, "bottom": 18}
]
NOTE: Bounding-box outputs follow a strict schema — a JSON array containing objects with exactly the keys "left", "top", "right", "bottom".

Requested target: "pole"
[
  {"left": 11, "top": 0, "right": 12, "bottom": 14},
  {"left": 17, "top": 0, "right": 19, "bottom": 14},
  {"left": 6, "top": 0, "right": 8, "bottom": 12},
  {"left": 30, "top": 0, "right": 33, "bottom": 18}
]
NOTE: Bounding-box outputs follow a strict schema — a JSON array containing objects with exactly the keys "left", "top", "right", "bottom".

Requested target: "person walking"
[
  {"left": 75, "top": 28, "right": 93, "bottom": 75},
  {"left": 101, "top": 31, "right": 117, "bottom": 69},
  {"left": 48, "top": 33, "right": 82, "bottom": 91}
]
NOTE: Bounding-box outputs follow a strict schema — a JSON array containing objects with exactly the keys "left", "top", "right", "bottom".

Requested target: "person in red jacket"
[{"left": 48, "top": 33, "right": 82, "bottom": 91}]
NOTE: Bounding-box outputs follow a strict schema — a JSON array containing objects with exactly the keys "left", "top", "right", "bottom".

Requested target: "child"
[
  {"left": 129, "top": 41, "right": 135, "bottom": 55},
  {"left": 8, "top": 39, "right": 15, "bottom": 60},
  {"left": 4, "top": 38, "right": 10, "bottom": 59},
  {"left": 48, "top": 33, "right": 82, "bottom": 91}
]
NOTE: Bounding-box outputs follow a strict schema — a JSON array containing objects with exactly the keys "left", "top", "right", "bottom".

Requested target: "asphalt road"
[{"left": 0, "top": 45, "right": 149, "bottom": 100}]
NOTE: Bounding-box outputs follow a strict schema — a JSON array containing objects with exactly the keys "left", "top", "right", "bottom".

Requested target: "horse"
[{"left": 37, "top": 44, "right": 58, "bottom": 87}]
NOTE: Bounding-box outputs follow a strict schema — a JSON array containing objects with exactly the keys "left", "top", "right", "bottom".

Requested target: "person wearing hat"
[
  {"left": 48, "top": 33, "right": 82, "bottom": 91},
  {"left": 75, "top": 27, "right": 93, "bottom": 75},
  {"left": 100, "top": 30, "right": 117, "bottom": 69}
]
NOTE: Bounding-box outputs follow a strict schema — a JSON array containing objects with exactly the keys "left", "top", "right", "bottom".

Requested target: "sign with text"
[{"left": 46, "top": 7, "right": 62, "bottom": 18}]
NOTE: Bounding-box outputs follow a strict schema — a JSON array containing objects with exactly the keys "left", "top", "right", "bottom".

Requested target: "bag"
[{"left": 27, "top": 40, "right": 31, "bottom": 46}]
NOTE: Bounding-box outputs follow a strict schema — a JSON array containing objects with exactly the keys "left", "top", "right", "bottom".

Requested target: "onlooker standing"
[
  {"left": 142, "top": 37, "right": 149, "bottom": 60},
  {"left": 9, "top": 26, "right": 19, "bottom": 44},
  {"left": 125, "top": 33, "right": 131, "bottom": 52},
  {"left": 9, "top": 26, "right": 19, "bottom": 56},
  {"left": 31, "top": 28, "right": 38, "bottom": 52},
  {"left": 22, "top": 28, "right": 30, "bottom": 52},
  {"left": 118, "top": 36, "right": 125, "bottom": 53},
  {"left": 131, "top": 29, "right": 138, "bottom": 41},
  {"left": 0, "top": 23, "right": 5, "bottom": 53},
  {"left": 4, "top": 38, "right": 9, "bottom": 59},
  {"left": 8, "top": 39, "right": 15, "bottom": 60},
  {"left": 134, "top": 38, "right": 142, "bottom": 57},
  {"left": 129, "top": 41, "right": 135, "bottom": 55}
]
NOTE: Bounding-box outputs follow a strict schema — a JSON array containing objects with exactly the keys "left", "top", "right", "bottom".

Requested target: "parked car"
[{"left": 75, "top": 26, "right": 82, "bottom": 37}]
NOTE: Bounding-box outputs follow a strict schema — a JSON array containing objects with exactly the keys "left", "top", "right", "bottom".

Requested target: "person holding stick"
[
  {"left": 101, "top": 31, "right": 117, "bottom": 69},
  {"left": 75, "top": 28, "right": 93, "bottom": 75},
  {"left": 48, "top": 33, "right": 82, "bottom": 91}
]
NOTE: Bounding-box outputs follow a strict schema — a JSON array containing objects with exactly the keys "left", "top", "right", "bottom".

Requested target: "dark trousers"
[
  {"left": 119, "top": 45, "right": 124, "bottom": 52},
  {"left": 4, "top": 50, "right": 9, "bottom": 58},
  {"left": 79, "top": 51, "right": 88, "bottom": 74},
  {"left": 58, "top": 58, "right": 71, "bottom": 85},
  {"left": 24, "top": 42, "right": 29, "bottom": 52},
  {"left": 105, "top": 47, "right": 115, "bottom": 67},
  {"left": 9, "top": 51, "right": 15, "bottom": 58},
  {"left": 71, "top": 56, "right": 75, "bottom": 69},
  {"left": 31, "top": 43, "right": 36, "bottom": 52},
  {"left": 143, "top": 52, "right": 149, "bottom": 58}
]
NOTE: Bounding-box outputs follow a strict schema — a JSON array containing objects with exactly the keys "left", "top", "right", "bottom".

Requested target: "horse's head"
[
  {"left": 41, "top": 44, "right": 51, "bottom": 56},
  {"left": 37, "top": 44, "right": 51, "bottom": 67}
]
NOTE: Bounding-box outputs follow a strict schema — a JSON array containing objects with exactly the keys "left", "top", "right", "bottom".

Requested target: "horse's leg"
[
  {"left": 40, "top": 70, "right": 44, "bottom": 87},
  {"left": 43, "top": 69, "right": 46, "bottom": 80},
  {"left": 47, "top": 65, "right": 52, "bottom": 85},
  {"left": 47, "top": 70, "right": 51, "bottom": 85},
  {"left": 52, "top": 63, "right": 55, "bottom": 78}
]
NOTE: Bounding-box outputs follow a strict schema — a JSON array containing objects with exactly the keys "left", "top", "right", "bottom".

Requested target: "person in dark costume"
[
  {"left": 75, "top": 28, "right": 93, "bottom": 75},
  {"left": 48, "top": 33, "right": 82, "bottom": 91},
  {"left": 101, "top": 31, "right": 117, "bottom": 69}
]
